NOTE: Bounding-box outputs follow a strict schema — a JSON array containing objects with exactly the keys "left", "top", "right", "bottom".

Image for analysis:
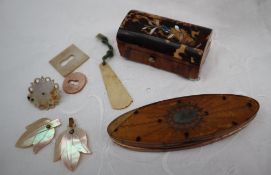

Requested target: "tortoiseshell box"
[{"left": 117, "top": 10, "right": 213, "bottom": 79}]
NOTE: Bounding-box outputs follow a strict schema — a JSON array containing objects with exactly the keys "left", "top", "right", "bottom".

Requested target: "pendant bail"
[{"left": 69, "top": 118, "right": 75, "bottom": 128}]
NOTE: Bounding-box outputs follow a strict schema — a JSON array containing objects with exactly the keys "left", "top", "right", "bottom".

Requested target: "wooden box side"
[{"left": 117, "top": 40, "right": 200, "bottom": 80}]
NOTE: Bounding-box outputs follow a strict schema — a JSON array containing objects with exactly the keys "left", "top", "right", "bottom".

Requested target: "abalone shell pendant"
[{"left": 107, "top": 94, "right": 259, "bottom": 151}]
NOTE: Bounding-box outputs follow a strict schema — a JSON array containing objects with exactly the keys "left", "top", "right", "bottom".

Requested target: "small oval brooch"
[
  {"left": 107, "top": 94, "right": 259, "bottom": 151},
  {"left": 63, "top": 72, "right": 87, "bottom": 94}
]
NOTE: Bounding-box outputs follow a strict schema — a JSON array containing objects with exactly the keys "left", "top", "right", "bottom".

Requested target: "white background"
[{"left": 1, "top": 0, "right": 271, "bottom": 174}]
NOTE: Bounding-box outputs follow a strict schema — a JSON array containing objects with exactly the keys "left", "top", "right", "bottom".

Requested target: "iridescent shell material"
[
  {"left": 16, "top": 118, "right": 61, "bottom": 153},
  {"left": 107, "top": 94, "right": 259, "bottom": 151},
  {"left": 27, "top": 77, "right": 60, "bottom": 110},
  {"left": 54, "top": 118, "right": 91, "bottom": 171}
]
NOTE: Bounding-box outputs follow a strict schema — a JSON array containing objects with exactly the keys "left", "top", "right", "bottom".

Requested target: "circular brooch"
[{"left": 27, "top": 76, "right": 60, "bottom": 110}]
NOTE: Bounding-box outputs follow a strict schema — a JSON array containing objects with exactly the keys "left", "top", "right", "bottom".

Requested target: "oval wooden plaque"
[{"left": 107, "top": 94, "right": 259, "bottom": 151}]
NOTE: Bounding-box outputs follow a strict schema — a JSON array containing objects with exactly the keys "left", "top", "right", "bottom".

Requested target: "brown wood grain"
[
  {"left": 107, "top": 94, "right": 259, "bottom": 151},
  {"left": 117, "top": 40, "right": 200, "bottom": 79},
  {"left": 116, "top": 10, "right": 213, "bottom": 80}
]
